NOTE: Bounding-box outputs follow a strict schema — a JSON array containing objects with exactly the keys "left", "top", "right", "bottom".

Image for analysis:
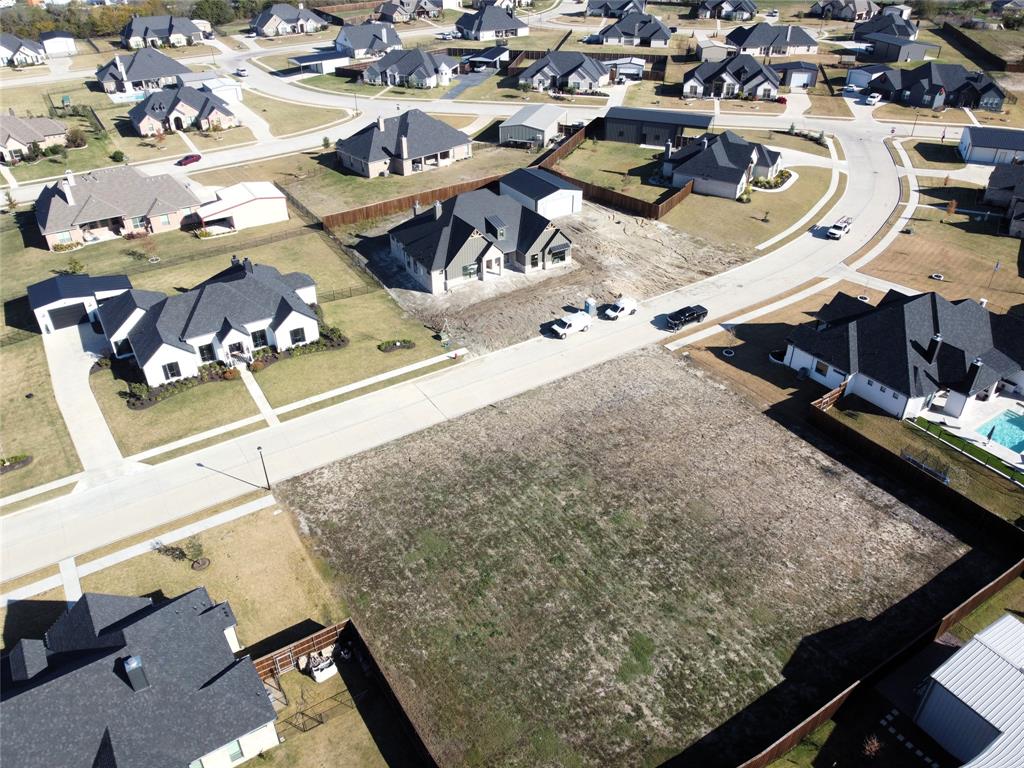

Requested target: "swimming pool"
[{"left": 977, "top": 409, "right": 1024, "bottom": 453}]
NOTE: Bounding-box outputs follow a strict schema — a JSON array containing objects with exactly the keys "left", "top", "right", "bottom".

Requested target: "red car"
[{"left": 177, "top": 154, "right": 202, "bottom": 166}]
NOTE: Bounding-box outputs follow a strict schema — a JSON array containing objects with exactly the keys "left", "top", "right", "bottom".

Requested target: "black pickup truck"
[{"left": 666, "top": 304, "right": 708, "bottom": 331}]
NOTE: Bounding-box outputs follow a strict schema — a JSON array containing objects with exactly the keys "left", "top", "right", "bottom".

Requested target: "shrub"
[
  {"left": 128, "top": 381, "right": 150, "bottom": 400},
  {"left": 110, "top": 150, "right": 126, "bottom": 162},
  {"left": 95, "top": 356, "right": 112, "bottom": 369},
  {"left": 249, "top": 360, "right": 266, "bottom": 372},
  {"left": 59, "top": 257, "right": 85, "bottom": 274},
  {"left": 0, "top": 454, "right": 29, "bottom": 467},
  {"left": 52, "top": 242, "right": 80, "bottom": 253},
  {"left": 196, "top": 228, "right": 213, "bottom": 238},
  {"left": 222, "top": 368, "right": 240, "bottom": 380},
  {"left": 66, "top": 127, "right": 87, "bottom": 148},
  {"left": 378, "top": 339, "right": 414, "bottom": 352}
]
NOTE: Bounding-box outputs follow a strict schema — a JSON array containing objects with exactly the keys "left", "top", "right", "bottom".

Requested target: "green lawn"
[
  {"left": 242, "top": 90, "right": 350, "bottom": 137},
  {"left": 90, "top": 367, "right": 260, "bottom": 457},
  {"left": 804, "top": 94, "right": 853, "bottom": 119},
  {"left": 728, "top": 128, "right": 832, "bottom": 158},
  {"left": 297, "top": 75, "right": 387, "bottom": 98},
  {"left": 902, "top": 139, "right": 966, "bottom": 171},
  {"left": 955, "top": 27, "right": 1024, "bottom": 66},
  {"left": 254, "top": 291, "right": 443, "bottom": 408},
  {"left": 555, "top": 140, "right": 666, "bottom": 202},
  {"left": 253, "top": 27, "right": 340, "bottom": 48},
  {"left": 8, "top": 118, "right": 116, "bottom": 183},
  {"left": 0, "top": 337, "right": 82, "bottom": 496},
  {"left": 455, "top": 73, "right": 608, "bottom": 105},
  {"left": 949, "top": 576, "right": 1024, "bottom": 643},
  {"left": 873, "top": 102, "right": 970, "bottom": 125},
  {"left": 188, "top": 126, "right": 257, "bottom": 151}
]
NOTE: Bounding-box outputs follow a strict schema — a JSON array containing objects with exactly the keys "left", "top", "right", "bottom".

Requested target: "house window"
[
  {"left": 892, "top": 391, "right": 898, "bottom": 399},
  {"left": 226, "top": 740, "right": 244, "bottom": 762},
  {"left": 159, "top": 214, "right": 171, "bottom": 226},
  {"left": 290, "top": 328, "right": 306, "bottom": 345},
  {"left": 130, "top": 216, "right": 146, "bottom": 228},
  {"left": 56, "top": 231, "right": 73, "bottom": 245},
  {"left": 188, "top": 760, "right": 204, "bottom": 768},
  {"left": 880, "top": 385, "right": 887, "bottom": 393},
  {"left": 814, "top": 360, "right": 829, "bottom": 377},
  {"left": 162, "top": 361, "right": 182, "bottom": 381},
  {"left": 618, "top": 129, "right": 625, "bottom": 137},
  {"left": 228, "top": 342, "right": 245, "bottom": 356},
  {"left": 530, "top": 254, "right": 539, "bottom": 268},
  {"left": 462, "top": 263, "right": 478, "bottom": 278},
  {"left": 867, "top": 379, "right": 874, "bottom": 387},
  {"left": 250, "top": 329, "right": 269, "bottom": 348},
  {"left": 198, "top": 343, "right": 216, "bottom": 362}
]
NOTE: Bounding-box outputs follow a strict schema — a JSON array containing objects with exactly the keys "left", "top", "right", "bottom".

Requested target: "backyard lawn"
[
  {"left": 243, "top": 90, "right": 350, "bottom": 136},
  {"left": 949, "top": 576, "right": 1024, "bottom": 643},
  {"left": 728, "top": 128, "right": 832, "bottom": 158},
  {"left": 253, "top": 291, "right": 443, "bottom": 408},
  {"left": 0, "top": 338, "right": 81, "bottom": 496},
  {"left": 7, "top": 117, "right": 116, "bottom": 183},
  {"left": 901, "top": 140, "right": 965, "bottom": 171},
  {"left": 555, "top": 140, "right": 667, "bottom": 202},
  {"left": 455, "top": 73, "right": 608, "bottom": 106}
]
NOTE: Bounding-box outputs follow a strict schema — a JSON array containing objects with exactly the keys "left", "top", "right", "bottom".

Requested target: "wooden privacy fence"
[{"left": 252, "top": 620, "right": 350, "bottom": 679}]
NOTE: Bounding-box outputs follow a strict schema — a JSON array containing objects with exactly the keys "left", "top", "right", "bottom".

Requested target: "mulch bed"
[{"left": 0, "top": 456, "right": 33, "bottom": 474}]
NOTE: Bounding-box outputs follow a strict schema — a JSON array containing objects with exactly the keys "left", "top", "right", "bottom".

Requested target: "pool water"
[{"left": 977, "top": 410, "right": 1024, "bottom": 453}]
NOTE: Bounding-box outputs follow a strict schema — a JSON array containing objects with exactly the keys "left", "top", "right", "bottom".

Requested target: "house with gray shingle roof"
[
  {"left": 661, "top": 130, "right": 780, "bottom": 197},
  {"left": 586, "top": 0, "right": 646, "bottom": 17},
  {"left": 519, "top": 51, "right": 610, "bottom": 92},
  {"left": 810, "top": 0, "right": 879, "bottom": 20},
  {"left": 334, "top": 20, "right": 403, "bottom": 58},
  {"left": 388, "top": 188, "right": 572, "bottom": 293},
  {"left": 682, "top": 54, "right": 780, "bottom": 99},
  {"left": 456, "top": 6, "right": 529, "bottom": 40},
  {"left": 336, "top": 109, "right": 472, "bottom": 177},
  {"left": 120, "top": 15, "right": 203, "bottom": 49},
  {"left": 376, "top": 0, "right": 442, "bottom": 24},
  {"left": 853, "top": 12, "right": 917, "bottom": 40},
  {"left": 252, "top": 2, "right": 327, "bottom": 36},
  {"left": 726, "top": 22, "right": 818, "bottom": 56},
  {"left": 869, "top": 63, "right": 1005, "bottom": 111},
  {"left": 0, "top": 113, "right": 67, "bottom": 164},
  {"left": 129, "top": 84, "right": 237, "bottom": 136},
  {"left": 0, "top": 33, "right": 46, "bottom": 66},
  {"left": 98, "top": 255, "right": 318, "bottom": 384},
  {"left": 696, "top": 0, "right": 757, "bottom": 20},
  {"left": 362, "top": 48, "right": 458, "bottom": 87},
  {"left": 983, "top": 163, "right": 1024, "bottom": 239},
  {"left": 1, "top": 589, "right": 279, "bottom": 768},
  {"left": 34, "top": 168, "right": 200, "bottom": 251},
  {"left": 597, "top": 13, "right": 671, "bottom": 47},
  {"left": 96, "top": 48, "right": 191, "bottom": 95},
  {"left": 785, "top": 290, "right": 1024, "bottom": 420}
]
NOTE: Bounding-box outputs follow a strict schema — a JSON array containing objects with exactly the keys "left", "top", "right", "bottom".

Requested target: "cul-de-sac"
[{"left": 0, "top": 0, "right": 1022, "bottom": 766}]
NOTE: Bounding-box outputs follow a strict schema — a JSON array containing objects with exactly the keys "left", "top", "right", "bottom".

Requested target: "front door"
[{"left": 229, "top": 342, "right": 245, "bottom": 357}]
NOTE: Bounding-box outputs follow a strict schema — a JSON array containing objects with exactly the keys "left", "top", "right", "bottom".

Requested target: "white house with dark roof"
[
  {"left": 726, "top": 23, "right": 818, "bottom": 56},
  {"left": 500, "top": 167, "right": 582, "bottom": 219},
  {"left": 696, "top": 0, "right": 757, "bottom": 20},
  {"left": 26, "top": 273, "right": 132, "bottom": 333},
  {"left": 377, "top": 0, "right": 442, "bottom": 23},
  {"left": 682, "top": 54, "right": 780, "bottom": 99},
  {"left": 335, "top": 109, "right": 472, "bottom": 177},
  {"left": 853, "top": 12, "right": 917, "bottom": 40},
  {"left": 455, "top": 6, "right": 529, "bottom": 40},
  {"left": 96, "top": 48, "right": 191, "bottom": 95},
  {"left": 597, "top": 13, "right": 671, "bottom": 46},
  {"left": 810, "top": 0, "right": 879, "bottom": 19},
  {"left": 0, "top": 114, "right": 67, "bottom": 164},
  {"left": 389, "top": 188, "right": 572, "bottom": 293},
  {"left": 983, "top": 164, "right": 1024, "bottom": 239},
  {"left": 586, "top": 0, "right": 646, "bottom": 17},
  {"left": 334, "top": 20, "right": 403, "bottom": 58},
  {"left": 959, "top": 126, "right": 1024, "bottom": 165},
  {"left": 99, "top": 256, "right": 318, "bottom": 385},
  {"left": 2, "top": 589, "right": 279, "bottom": 768},
  {"left": 362, "top": 48, "right": 457, "bottom": 87},
  {"left": 252, "top": 2, "right": 327, "bottom": 36},
  {"left": 518, "top": 51, "right": 610, "bottom": 91},
  {"left": 0, "top": 33, "right": 46, "bottom": 66},
  {"left": 129, "top": 84, "right": 238, "bottom": 136},
  {"left": 39, "top": 30, "right": 78, "bottom": 57},
  {"left": 120, "top": 15, "right": 203, "bottom": 49},
  {"left": 662, "top": 131, "right": 781, "bottom": 197},
  {"left": 784, "top": 290, "right": 1024, "bottom": 422}
]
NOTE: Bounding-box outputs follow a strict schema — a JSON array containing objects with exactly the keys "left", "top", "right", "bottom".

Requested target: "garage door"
[
  {"left": 789, "top": 72, "right": 812, "bottom": 88},
  {"left": 47, "top": 303, "right": 88, "bottom": 330}
]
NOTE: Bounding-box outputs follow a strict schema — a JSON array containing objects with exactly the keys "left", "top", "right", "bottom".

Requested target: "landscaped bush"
[
  {"left": 52, "top": 242, "right": 81, "bottom": 253},
  {"left": 66, "top": 127, "right": 88, "bottom": 149},
  {"left": 110, "top": 150, "right": 126, "bottom": 162},
  {"left": 752, "top": 169, "right": 793, "bottom": 190},
  {"left": 1, "top": 454, "right": 29, "bottom": 466},
  {"left": 378, "top": 339, "right": 415, "bottom": 352},
  {"left": 222, "top": 368, "right": 240, "bottom": 380},
  {"left": 121, "top": 362, "right": 235, "bottom": 409},
  {"left": 249, "top": 360, "right": 267, "bottom": 372}
]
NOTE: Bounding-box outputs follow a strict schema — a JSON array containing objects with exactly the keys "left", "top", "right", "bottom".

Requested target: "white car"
[
  {"left": 552, "top": 312, "right": 592, "bottom": 339},
  {"left": 827, "top": 216, "right": 853, "bottom": 240},
  {"left": 865, "top": 93, "right": 882, "bottom": 106},
  {"left": 602, "top": 297, "right": 638, "bottom": 320},
  {"left": 844, "top": 84, "right": 860, "bottom": 94},
  {"left": 236, "top": 67, "right": 249, "bottom": 77}
]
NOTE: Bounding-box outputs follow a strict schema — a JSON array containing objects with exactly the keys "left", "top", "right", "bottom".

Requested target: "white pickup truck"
[
  {"left": 827, "top": 216, "right": 853, "bottom": 240},
  {"left": 552, "top": 312, "right": 592, "bottom": 339},
  {"left": 602, "top": 297, "right": 638, "bottom": 320}
]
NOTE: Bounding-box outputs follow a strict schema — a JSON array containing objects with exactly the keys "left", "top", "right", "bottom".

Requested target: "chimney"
[
  {"left": 60, "top": 176, "right": 75, "bottom": 207},
  {"left": 702, "top": 136, "right": 708, "bottom": 149},
  {"left": 412, "top": 201, "right": 420, "bottom": 216},
  {"left": 242, "top": 257, "right": 254, "bottom": 274},
  {"left": 966, "top": 357, "right": 984, "bottom": 393},
  {"left": 230, "top": 255, "right": 240, "bottom": 266},
  {"left": 978, "top": 297, "right": 988, "bottom": 308},
  {"left": 116, "top": 54, "right": 127, "bottom": 80},
  {"left": 377, "top": 114, "right": 385, "bottom": 131},
  {"left": 64, "top": 169, "right": 75, "bottom": 187},
  {"left": 400, "top": 135, "right": 409, "bottom": 159},
  {"left": 123, "top": 655, "right": 151, "bottom": 692},
  {"left": 924, "top": 333, "right": 942, "bottom": 364},
  {"left": 433, "top": 200, "right": 442, "bottom": 219},
  {"left": 664, "top": 140, "right": 672, "bottom": 159},
  {"left": 298, "top": 1, "right": 304, "bottom": 7}
]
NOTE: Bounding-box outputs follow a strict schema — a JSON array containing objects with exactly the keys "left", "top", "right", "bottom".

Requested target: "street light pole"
[{"left": 256, "top": 445, "right": 270, "bottom": 490}]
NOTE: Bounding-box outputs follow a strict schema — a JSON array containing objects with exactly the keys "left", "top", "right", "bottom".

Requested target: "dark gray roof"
[
  {"left": 501, "top": 167, "right": 580, "bottom": 199},
  {"left": 587, "top": 0, "right": 646, "bottom": 13},
  {"left": 121, "top": 15, "right": 201, "bottom": 41},
  {"left": 726, "top": 23, "right": 817, "bottom": 50},
  {"left": 598, "top": 13, "right": 671, "bottom": 43},
  {"left": 336, "top": 108, "right": 470, "bottom": 164},
  {"left": 771, "top": 60, "right": 818, "bottom": 73},
  {"left": 335, "top": 20, "right": 401, "bottom": 52},
  {"left": 873, "top": 63, "right": 1004, "bottom": 103},
  {"left": 97, "top": 288, "right": 165, "bottom": 339},
  {"left": 99, "top": 257, "right": 317, "bottom": 366},
  {"left": 363, "top": 48, "right": 456, "bottom": 80},
  {"left": 520, "top": 51, "right": 609, "bottom": 82},
  {"left": 605, "top": 106, "right": 713, "bottom": 129},
  {"left": 863, "top": 31, "right": 938, "bottom": 48},
  {"left": 684, "top": 53, "right": 779, "bottom": 88},
  {"left": 699, "top": 0, "right": 758, "bottom": 11},
  {"left": 966, "top": 126, "right": 1024, "bottom": 152},
  {"left": 1, "top": 589, "right": 275, "bottom": 768},
  {"left": 26, "top": 273, "right": 131, "bottom": 310},
  {"left": 39, "top": 31, "right": 75, "bottom": 41},
  {"left": 456, "top": 6, "right": 527, "bottom": 34},
  {"left": 987, "top": 163, "right": 1024, "bottom": 196},
  {"left": 665, "top": 130, "right": 779, "bottom": 185},
  {"left": 129, "top": 84, "right": 233, "bottom": 125},
  {"left": 853, "top": 13, "right": 916, "bottom": 39},
  {"left": 390, "top": 188, "right": 558, "bottom": 271},
  {"left": 252, "top": 2, "right": 323, "bottom": 28},
  {"left": 0, "top": 33, "right": 44, "bottom": 56},
  {"left": 789, "top": 291, "right": 1024, "bottom": 398},
  {"left": 466, "top": 45, "right": 510, "bottom": 62},
  {"left": 96, "top": 48, "right": 190, "bottom": 85}
]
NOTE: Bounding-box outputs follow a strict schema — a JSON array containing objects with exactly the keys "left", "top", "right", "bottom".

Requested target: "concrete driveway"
[{"left": 41, "top": 325, "right": 123, "bottom": 472}]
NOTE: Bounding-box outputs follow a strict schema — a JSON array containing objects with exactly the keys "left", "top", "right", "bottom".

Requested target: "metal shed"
[{"left": 498, "top": 104, "right": 568, "bottom": 147}]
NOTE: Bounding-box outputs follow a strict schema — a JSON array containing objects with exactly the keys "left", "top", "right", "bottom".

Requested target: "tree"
[
  {"left": 62, "top": 257, "right": 84, "bottom": 275},
  {"left": 322, "top": 136, "right": 330, "bottom": 150},
  {"left": 110, "top": 150, "right": 126, "bottom": 163},
  {"left": 5, "top": 191, "right": 17, "bottom": 213},
  {"left": 66, "top": 127, "right": 87, "bottom": 148},
  {"left": 182, "top": 537, "right": 204, "bottom": 564},
  {"left": 192, "top": 0, "right": 234, "bottom": 26}
]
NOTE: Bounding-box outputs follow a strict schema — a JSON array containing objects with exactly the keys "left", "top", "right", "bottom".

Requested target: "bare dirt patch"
[
  {"left": 346, "top": 201, "right": 743, "bottom": 352},
  {"left": 277, "top": 347, "right": 999, "bottom": 768}
]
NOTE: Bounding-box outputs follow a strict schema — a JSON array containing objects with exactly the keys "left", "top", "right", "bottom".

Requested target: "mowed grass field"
[{"left": 277, "top": 348, "right": 993, "bottom": 768}]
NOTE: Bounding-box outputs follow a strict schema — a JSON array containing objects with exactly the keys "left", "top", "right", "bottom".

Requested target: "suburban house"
[
  {"left": 456, "top": 6, "right": 529, "bottom": 40},
  {"left": 1, "top": 589, "right": 279, "bottom": 768},
  {"left": 853, "top": 12, "right": 917, "bottom": 40},
  {"left": 34, "top": 168, "right": 200, "bottom": 251},
  {"left": 518, "top": 51, "right": 610, "bottom": 92},
  {"left": 861, "top": 33, "right": 938, "bottom": 63},
  {"left": 959, "top": 126, "right": 1024, "bottom": 164},
  {"left": 771, "top": 61, "right": 819, "bottom": 87},
  {"left": 0, "top": 113, "right": 67, "bottom": 164},
  {"left": 198, "top": 182, "right": 289, "bottom": 233},
  {"left": 177, "top": 71, "right": 244, "bottom": 103},
  {"left": 499, "top": 103, "right": 567, "bottom": 147},
  {"left": 289, "top": 49, "right": 351, "bottom": 74},
  {"left": 606, "top": 55, "right": 646, "bottom": 79},
  {"left": 500, "top": 167, "right": 583, "bottom": 219},
  {"left": 334, "top": 21, "right": 402, "bottom": 58},
  {"left": 844, "top": 62, "right": 890, "bottom": 90},
  {"left": 27, "top": 273, "right": 131, "bottom": 333},
  {"left": 867, "top": 63, "right": 1005, "bottom": 111},
  {"left": 695, "top": 0, "right": 757, "bottom": 20},
  {"left": 39, "top": 30, "right": 77, "bottom": 57},
  {"left": 362, "top": 48, "right": 457, "bottom": 87},
  {"left": 120, "top": 15, "right": 203, "bottom": 48},
  {"left": 464, "top": 45, "right": 511, "bottom": 69},
  {"left": 251, "top": 2, "right": 327, "bottom": 36},
  {"left": 597, "top": 13, "right": 671, "bottom": 47},
  {"left": 335, "top": 109, "right": 472, "bottom": 177},
  {"left": 388, "top": 188, "right": 572, "bottom": 294},
  {"left": 993, "top": 0, "right": 1024, "bottom": 12},
  {"left": 99, "top": 256, "right": 318, "bottom": 384},
  {"left": 661, "top": 130, "right": 781, "bottom": 197},
  {"left": 783, "top": 290, "right": 1024, "bottom": 421},
  {"left": 586, "top": 0, "right": 646, "bottom": 17},
  {"left": 603, "top": 106, "right": 713, "bottom": 147},
  {"left": 377, "top": 0, "right": 442, "bottom": 23},
  {"left": 810, "top": 0, "right": 879, "bottom": 20},
  {"left": 128, "top": 84, "right": 237, "bottom": 136},
  {"left": 0, "top": 33, "right": 46, "bottom": 66},
  {"left": 697, "top": 38, "right": 738, "bottom": 62},
  {"left": 914, "top": 615, "right": 1024, "bottom": 768},
  {"left": 982, "top": 163, "right": 1024, "bottom": 239},
  {"left": 96, "top": 48, "right": 191, "bottom": 95},
  {"left": 682, "top": 54, "right": 780, "bottom": 99},
  {"left": 725, "top": 23, "right": 818, "bottom": 56},
  {"left": 474, "top": 0, "right": 532, "bottom": 9}
]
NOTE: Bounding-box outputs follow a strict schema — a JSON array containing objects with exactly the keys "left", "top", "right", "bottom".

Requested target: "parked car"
[
  {"left": 844, "top": 84, "right": 860, "bottom": 93},
  {"left": 766, "top": 8, "right": 779, "bottom": 16},
  {"left": 865, "top": 93, "right": 882, "bottom": 106},
  {"left": 666, "top": 304, "right": 708, "bottom": 331},
  {"left": 236, "top": 67, "right": 248, "bottom": 77},
  {"left": 603, "top": 296, "right": 638, "bottom": 320},
  {"left": 177, "top": 153, "right": 202, "bottom": 166},
  {"left": 827, "top": 216, "right": 853, "bottom": 240},
  {"left": 552, "top": 312, "right": 592, "bottom": 339}
]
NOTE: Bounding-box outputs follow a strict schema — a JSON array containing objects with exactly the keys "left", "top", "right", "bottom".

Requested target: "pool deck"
[{"left": 919, "top": 390, "right": 1024, "bottom": 470}]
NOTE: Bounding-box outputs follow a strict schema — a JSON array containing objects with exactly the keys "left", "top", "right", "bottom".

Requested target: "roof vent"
[{"left": 124, "top": 655, "right": 151, "bottom": 692}]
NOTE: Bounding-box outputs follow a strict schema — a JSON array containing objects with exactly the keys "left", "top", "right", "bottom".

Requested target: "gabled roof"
[
  {"left": 96, "top": 47, "right": 190, "bottom": 84},
  {"left": 598, "top": 12, "right": 671, "bottom": 42},
  {"left": 874, "top": 62, "right": 1004, "bottom": 102},
  {"left": 965, "top": 126, "right": 1024, "bottom": 152},
  {"left": 520, "top": 51, "right": 609, "bottom": 82},
  {"left": 456, "top": 5, "right": 528, "bottom": 33},
  {"left": 364, "top": 47, "right": 456, "bottom": 80},
  {"left": 665, "top": 130, "right": 779, "bottom": 185},
  {"left": 817, "top": 0, "right": 879, "bottom": 12},
  {"left": 336, "top": 108, "right": 470, "bottom": 164},
  {"left": 39, "top": 30, "right": 74, "bottom": 41},
  {"left": 335, "top": 20, "right": 402, "bottom": 51},
  {"left": 0, "top": 32, "right": 44, "bottom": 56},
  {"left": 986, "top": 163, "right": 1024, "bottom": 197},
  {"left": 853, "top": 12, "right": 916, "bottom": 38},
  {"left": 129, "top": 84, "right": 233, "bottom": 125},
  {"left": 863, "top": 31, "right": 937, "bottom": 49},
  {"left": 726, "top": 23, "right": 817, "bottom": 50},
  {"left": 466, "top": 44, "right": 510, "bottom": 62},
  {"left": 788, "top": 291, "right": 1024, "bottom": 398},
  {"left": 683, "top": 53, "right": 779, "bottom": 88},
  {"left": 587, "top": 0, "right": 646, "bottom": 13},
  {"left": 121, "top": 15, "right": 201, "bottom": 41},
  {"left": 698, "top": 0, "right": 758, "bottom": 12},
  {"left": 501, "top": 103, "right": 566, "bottom": 130},
  {"left": 1, "top": 589, "right": 275, "bottom": 768},
  {"left": 252, "top": 2, "right": 323, "bottom": 28},
  {"left": 501, "top": 167, "right": 581, "bottom": 199},
  {"left": 198, "top": 182, "right": 285, "bottom": 220},
  {"left": 26, "top": 273, "right": 132, "bottom": 310},
  {"left": 605, "top": 106, "right": 713, "bottom": 129},
  {"left": 0, "top": 114, "right": 66, "bottom": 147},
  {"left": 771, "top": 60, "right": 818, "bottom": 73}
]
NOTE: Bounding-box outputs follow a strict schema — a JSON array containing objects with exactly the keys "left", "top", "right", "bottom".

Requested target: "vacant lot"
[
  {"left": 278, "top": 346, "right": 996, "bottom": 768},
  {"left": 556, "top": 140, "right": 666, "bottom": 201}
]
